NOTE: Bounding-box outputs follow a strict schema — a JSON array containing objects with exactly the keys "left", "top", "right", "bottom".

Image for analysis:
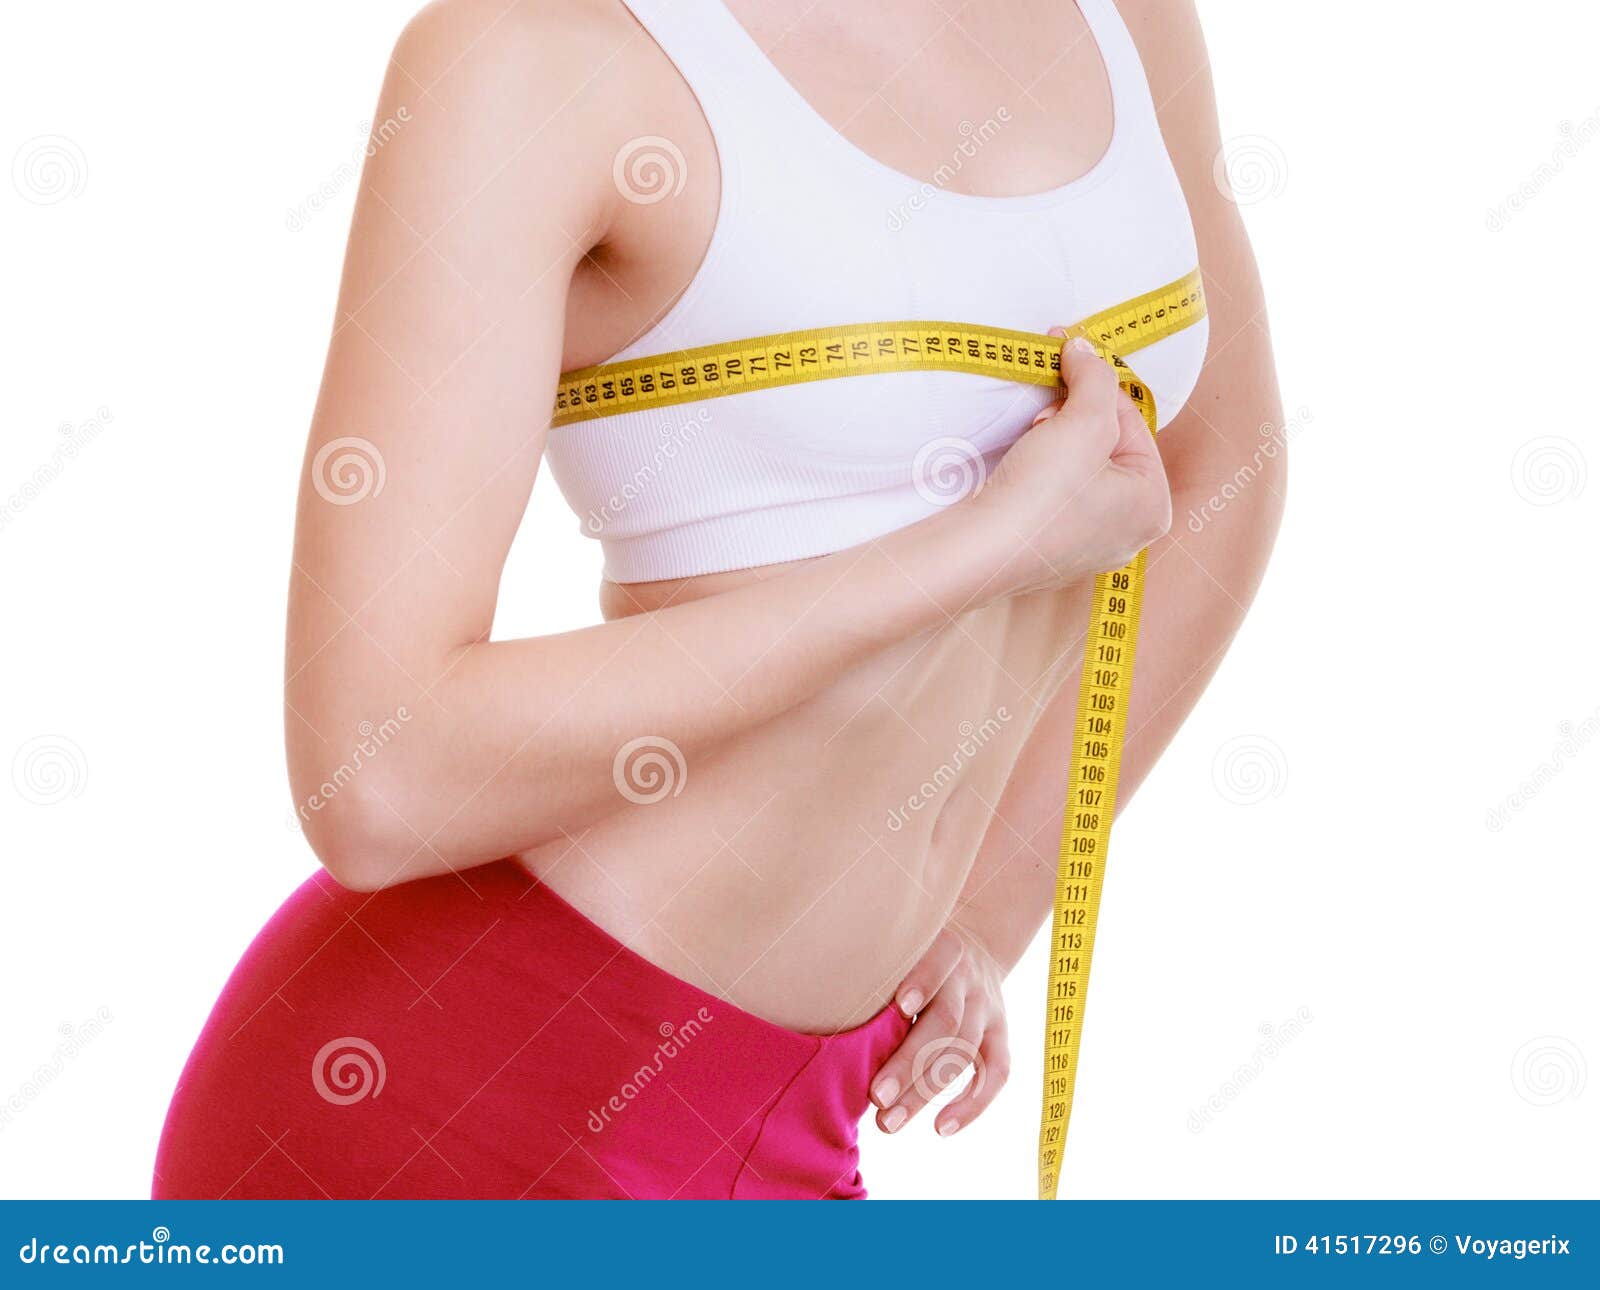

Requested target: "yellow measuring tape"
[{"left": 552, "top": 269, "right": 1207, "bottom": 1199}]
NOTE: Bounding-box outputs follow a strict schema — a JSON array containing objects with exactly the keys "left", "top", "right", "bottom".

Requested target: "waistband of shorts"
[{"left": 453, "top": 859, "right": 909, "bottom": 1056}]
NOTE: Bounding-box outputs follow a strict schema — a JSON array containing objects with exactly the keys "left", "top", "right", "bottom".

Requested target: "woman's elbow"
[{"left": 292, "top": 773, "right": 416, "bottom": 892}]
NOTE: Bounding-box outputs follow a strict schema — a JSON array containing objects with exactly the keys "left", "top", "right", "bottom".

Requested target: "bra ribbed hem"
[{"left": 599, "top": 485, "right": 948, "bottom": 583}]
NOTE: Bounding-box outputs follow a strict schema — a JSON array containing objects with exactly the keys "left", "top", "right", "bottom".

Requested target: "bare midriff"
[{"left": 516, "top": 568, "right": 1089, "bottom": 1032}]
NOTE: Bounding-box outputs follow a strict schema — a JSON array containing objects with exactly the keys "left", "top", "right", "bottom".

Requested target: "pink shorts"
[{"left": 152, "top": 861, "right": 908, "bottom": 1199}]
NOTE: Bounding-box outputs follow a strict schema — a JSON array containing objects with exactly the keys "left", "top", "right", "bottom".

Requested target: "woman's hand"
[
  {"left": 968, "top": 335, "right": 1173, "bottom": 597},
  {"left": 870, "top": 924, "right": 1010, "bottom": 1138}
]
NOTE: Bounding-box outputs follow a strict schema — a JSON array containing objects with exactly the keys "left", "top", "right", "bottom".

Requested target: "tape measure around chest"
[{"left": 552, "top": 269, "right": 1207, "bottom": 1199}]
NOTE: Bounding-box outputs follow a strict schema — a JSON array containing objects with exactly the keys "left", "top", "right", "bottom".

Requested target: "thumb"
[
  {"left": 1028, "top": 326, "right": 1074, "bottom": 427},
  {"left": 1032, "top": 326, "right": 1070, "bottom": 426},
  {"left": 1059, "top": 333, "right": 1118, "bottom": 413}
]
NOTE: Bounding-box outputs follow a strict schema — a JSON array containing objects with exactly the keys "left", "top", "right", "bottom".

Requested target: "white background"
[{"left": 2, "top": 1, "right": 1595, "bottom": 1200}]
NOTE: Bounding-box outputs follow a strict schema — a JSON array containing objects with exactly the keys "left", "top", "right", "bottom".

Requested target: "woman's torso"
[{"left": 516, "top": 0, "right": 1206, "bottom": 1031}]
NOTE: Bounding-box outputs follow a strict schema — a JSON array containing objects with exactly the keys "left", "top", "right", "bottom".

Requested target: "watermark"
[
  {"left": 1510, "top": 434, "right": 1586, "bottom": 506},
  {"left": 886, "top": 708, "right": 1012, "bottom": 833},
  {"left": 909, "top": 1034, "right": 985, "bottom": 1101},
  {"left": 295, "top": 709, "right": 412, "bottom": 824},
  {"left": 0, "top": 407, "right": 112, "bottom": 534},
  {"left": 1185, "top": 407, "right": 1309, "bottom": 534},
  {"left": 11, "top": 735, "right": 88, "bottom": 806},
  {"left": 1187, "top": 1006, "right": 1313, "bottom": 1132},
  {"left": 584, "top": 409, "right": 710, "bottom": 535},
  {"left": 1485, "top": 706, "right": 1600, "bottom": 831},
  {"left": 886, "top": 109, "right": 1013, "bottom": 231},
  {"left": 586, "top": 1007, "right": 714, "bottom": 1132},
  {"left": 1509, "top": 1036, "right": 1586, "bottom": 1107},
  {"left": 311, "top": 436, "right": 387, "bottom": 505},
  {"left": 912, "top": 436, "right": 987, "bottom": 507},
  {"left": 612, "top": 135, "right": 687, "bottom": 205},
  {"left": 286, "top": 109, "right": 412, "bottom": 232},
  {"left": 1212, "top": 134, "right": 1289, "bottom": 206},
  {"left": 18, "top": 1227, "right": 283, "bottom": 1267},
  {"left": 1447, "top": 1235, "right": 1573, "bottom": 1262},
  {"left": 0, "top": 1008, "right": 113, "bottom": 1134},
  {"left": 12, "top": 134, "right": 88, "bottom": 205},
  {"left": 613, "top": 736, "right": 687, "bottom": 805},
  {"left": 311, "top": 1036, "right": 386, "bottom": 1106},
  {"left": 1211, "top": 734, "right": 1288, "bottom": 806},
  {"left": 1485, "top": 108, "right": 1600, "bottom": 232}
]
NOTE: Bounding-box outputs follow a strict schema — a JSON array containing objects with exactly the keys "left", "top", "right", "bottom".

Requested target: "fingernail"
[
  {"left": 1069, "top": 336, "right": 1097, "bottom": 354},
  {"left": 1047, "top": 325, "right": 1067, "bottom": 338},
  {"left": 899, "top": 990, "right": 923, "bottom": 1017},
  {"left": 937, "top": 1118, "right": 960, "bottom": 1137},
  {"left": 882, "top": 1106, "right": 908, "bottom": 1133},
  {"left": 872, "top": 1077, "right": 899, "bottom": 1108}
]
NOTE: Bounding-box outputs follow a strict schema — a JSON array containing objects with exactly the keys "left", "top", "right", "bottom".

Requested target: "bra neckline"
[{"left": 708, "top": 0, "right": 1131, "bottom": 212}]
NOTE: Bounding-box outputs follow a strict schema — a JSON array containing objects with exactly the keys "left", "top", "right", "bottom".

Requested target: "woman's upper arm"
[
  {"left": 1120, "top": 0, "right": 1284, "bottom": 492},
  {"left": 1120, "top": 0, "right": 1256, "bottom": 288},
  {"left": 961, "top": 2, "right": 1286, "bottom": 899},
  {"left": 286, "top": 2, "right": 626, "bottom": 769}
]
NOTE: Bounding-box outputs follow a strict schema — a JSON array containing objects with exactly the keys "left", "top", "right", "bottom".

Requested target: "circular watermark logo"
[
  {"left": 12, "top": 135, "right": 88, "bottom": 205},
  {"left": 1212, "top": 134, "right": 1288, "bottom": 206},
  {"left": 311, "top": 1036, "right": 387, "bottom": 1105},
  {"left": 910, "top": 1034, "right": 985, "bottom": 1099},
  {"left": 11, "top": 735, "right": 88, "bottom": 806},
  {"left": 612, "top": 736, "right": 688, "bottom": 805},
  {"left": 912, "top": 437, "right": 987, "bottom": 506},
  {"left": 1211, "top": 734, "right": 1288, "bottom": 806},
  {"left": 311, "top": 437, "right": 387, "bottom": 506},
  {"left": 1511, "top": 435, "right": 1586, "bottom": 506},
  {"left": 612, "top": 136, "right": 687, "bottom": 205},
  {"left": 1510, "top": 1036, "right": 1586, "bottom": 1106}
]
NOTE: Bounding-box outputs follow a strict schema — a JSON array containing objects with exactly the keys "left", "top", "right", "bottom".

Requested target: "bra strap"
[
  {"left": 1074, "top": 0, "right": 1165, "bottom": 137},
  {"left": 615, "top": 0, "right": 789, "bottom": 151}
]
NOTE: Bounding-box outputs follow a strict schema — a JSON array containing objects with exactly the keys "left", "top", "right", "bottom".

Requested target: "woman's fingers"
[
  {"left": 872, "top": 990, "right": 965, "bottom": 1130},
  {"left": 1026, "top": 334, "right": 1119, "bottom": 454},
  {"left": 1059, "top": 335, "right": 1119, "bottom": 412},
  {"left": 871, "top": 926, "right": 1009, "bottom": 1137},
  {"left": 889, "top": 1026, "right": 984, "bottom": 1131},
  {"left": 871, "top": 928, "right": 966, "bottom": 1128},
  {"left": 1111, "top": 385, "right": 1159, "bottom": 466},
  {"left": 873, "top": 1002, "right": 990, "bottom": 1133},
  {"left": 893, "top": 927, "right": 964, "bottom": 1018},
  {"left": 932, "top": 1025, "right": 1011, "bottom": 1137}
]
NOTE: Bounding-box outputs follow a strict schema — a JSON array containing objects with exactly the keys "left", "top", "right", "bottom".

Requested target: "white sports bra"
[{"left": 544, "top": 0, "right": 1208, "bottom": 584}]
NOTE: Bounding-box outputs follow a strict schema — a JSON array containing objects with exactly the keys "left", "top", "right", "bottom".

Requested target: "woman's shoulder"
[
  {"left": 1111, "top": 0, "right": 1209, "bottom": 88},
  {"left": 367, "top": 0, "right": 664, "bottom": 234},
  {"left": 392, "top": 0, "right": 644, "bottom": 106},
  {"left": 402, "top": 0, "right": 634, "bottom": 55}
]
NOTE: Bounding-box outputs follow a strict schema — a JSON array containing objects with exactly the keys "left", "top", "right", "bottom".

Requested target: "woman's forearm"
[{"left": 293, "top": 496, "right": 1022, "bottom": 890}]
